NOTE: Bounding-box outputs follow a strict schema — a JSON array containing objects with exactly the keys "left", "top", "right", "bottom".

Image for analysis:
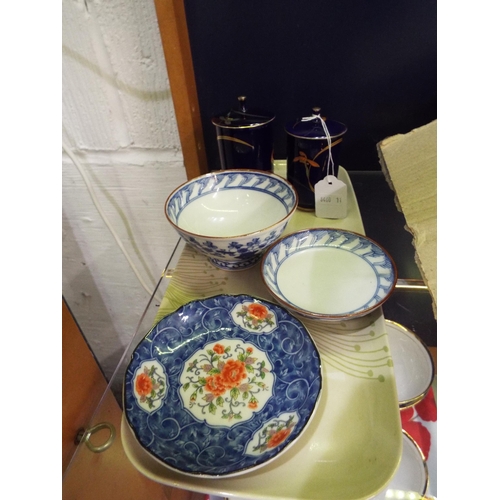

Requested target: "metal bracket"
[{"left": 395, "top": 278, "right": 428, "bottom": 291}]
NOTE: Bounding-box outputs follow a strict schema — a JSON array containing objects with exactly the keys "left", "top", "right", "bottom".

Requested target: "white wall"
[{"left": 62, "top": 0, "right": 187, "bottom": 380}]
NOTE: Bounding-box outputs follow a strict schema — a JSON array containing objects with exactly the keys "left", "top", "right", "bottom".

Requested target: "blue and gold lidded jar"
[
  {"left": 212, "top": 96, "right": 275, "bottom": 171},
  {"left": 286, "top": 108, "right": 347, "bottom": 210}
]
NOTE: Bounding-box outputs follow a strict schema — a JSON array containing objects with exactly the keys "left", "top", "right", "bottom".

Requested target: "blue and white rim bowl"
[
  {"left": 261, "top": 228, "right": 397, "bottom": 322},
  {"left": 123, "top": 294, "right": 322, "bottom": 478},
  {"left": 165, "top": 170, "right": 298, "bottom": 271}
]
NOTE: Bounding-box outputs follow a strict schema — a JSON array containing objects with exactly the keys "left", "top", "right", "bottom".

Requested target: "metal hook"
[{"left": 75, "top": 421, "right": 116, "bottom": 453}]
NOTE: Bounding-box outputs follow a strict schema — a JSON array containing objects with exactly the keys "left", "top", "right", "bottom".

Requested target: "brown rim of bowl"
[
  {"left": 260, "top": 228, "right": 398, "bottom": 322},
  {"left": 164, "top": 169, "right": 299, "bottom": 240},
  {"left": 385, "top": 320, "right": 435, "bottom": 409}
]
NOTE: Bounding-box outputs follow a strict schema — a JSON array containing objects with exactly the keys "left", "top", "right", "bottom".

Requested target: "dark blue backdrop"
[{"left": 184, "top": 0, "right": 437, "bottom": 171}]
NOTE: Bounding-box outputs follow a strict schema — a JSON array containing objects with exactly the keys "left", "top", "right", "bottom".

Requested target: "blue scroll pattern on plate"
[{"left": 123, "top": 294, "right": 322, "bottom": 477}]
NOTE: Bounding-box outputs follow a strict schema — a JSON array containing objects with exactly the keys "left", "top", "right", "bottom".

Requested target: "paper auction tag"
[{"left": 315, "top": 175, "right": 348, "bottom": 219}]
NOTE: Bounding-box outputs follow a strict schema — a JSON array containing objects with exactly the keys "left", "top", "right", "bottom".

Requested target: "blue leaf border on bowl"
[
  {"left": 167, "top": 171, "right": 296, "bottom": 225},
  {"left": 262, "top": 229, "right": 397, "bottom": 316}
]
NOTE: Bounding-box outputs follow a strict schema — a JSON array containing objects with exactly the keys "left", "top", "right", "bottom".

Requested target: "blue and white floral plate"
[
  {"left": 261, "top": 228, "right": 397, "bottom": 322},
  {"left": 123, "top": 294, "right": 322, "bottom": 478}
]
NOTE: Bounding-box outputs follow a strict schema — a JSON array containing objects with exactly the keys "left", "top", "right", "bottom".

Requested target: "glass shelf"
[
  {"left": 62, "top": 170, "right": 436, "bottom": 500},
  {"left": 62, "top": 238, "right": 200, "bottom": 500}
]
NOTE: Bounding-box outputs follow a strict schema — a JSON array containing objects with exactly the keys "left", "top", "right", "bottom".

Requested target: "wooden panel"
[
  {"left": 62, "top": 298, "right": 206, "bottom": 499},
  {"left": 62, "top": 299, "right": 108, "bottom": 475},
  {"left": 154, "top": 0, "right": 208, "bottom": 179},
  {"left": 63, "top": 388, "right": 205, "bottom": 500}
]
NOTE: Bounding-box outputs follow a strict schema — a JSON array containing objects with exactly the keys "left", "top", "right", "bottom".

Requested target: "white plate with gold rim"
[{"left": 384, "top": 320, "right": 435, "bottom": 408}]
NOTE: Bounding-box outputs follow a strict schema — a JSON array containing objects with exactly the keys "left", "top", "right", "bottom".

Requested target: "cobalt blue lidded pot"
[
  {"left": 286, "top": 107, "right": 347, "bottom": 210},
  {"left": 212, "top": 96, "right": 275, "bottom": 171}
]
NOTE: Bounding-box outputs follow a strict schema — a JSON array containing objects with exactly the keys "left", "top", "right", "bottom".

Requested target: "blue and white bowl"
[
  {"left": 165, "top": 170, "right": 298, "bottom": 270},
  {"left": 261, "top": 228, "right": 397, "bottom": 322}
]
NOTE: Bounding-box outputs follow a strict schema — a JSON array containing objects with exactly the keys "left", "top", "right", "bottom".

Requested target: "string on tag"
[{"left": 301, "top": 110, "right": 334, "bottom": 184}]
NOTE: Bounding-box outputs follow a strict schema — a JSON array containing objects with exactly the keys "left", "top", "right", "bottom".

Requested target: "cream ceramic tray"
[
  {"left": 121, "top": 167, "right": 403, "bottom": 500},
  {"left": 206, "top": 430, "right": 428, "bottom": 500}
]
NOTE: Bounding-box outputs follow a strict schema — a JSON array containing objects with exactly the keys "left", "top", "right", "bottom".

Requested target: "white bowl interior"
[
  {"left": 385, "top": 320, "right": 434, "bottom": 406},
  {"left": 262, "top": 229, "right": 396, "bottom": 319},
  {"left": 177, "top": 189, "right": 288, "bottom": 237},
  {"left": 276, "top": 246, "right": 379, "bottom": 314}
]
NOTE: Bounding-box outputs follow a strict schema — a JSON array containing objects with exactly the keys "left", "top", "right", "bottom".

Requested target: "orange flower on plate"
[
  {"left": 182, "top": 340, "right": 271, "bottom": 420},
  {"left": 220, "top": 359, "right": 247, "bottom": 389},
  {"left": 213, "top": 343, "right": 225, "bottom": 355},
  {"left": 204, "top": 374, "right": 227, "bottom": 397},
  {"left": 236, "top": 303, "right": 275, "bottom": 331},
  {"left": 247, "top": 303, "right": 269, "bottom": 320},
  {"left": 135, "top": 373, "right": 153, "bottom": 396},
  {"left": 267, "top": 428, "right": 292, "bottom": 448}
]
